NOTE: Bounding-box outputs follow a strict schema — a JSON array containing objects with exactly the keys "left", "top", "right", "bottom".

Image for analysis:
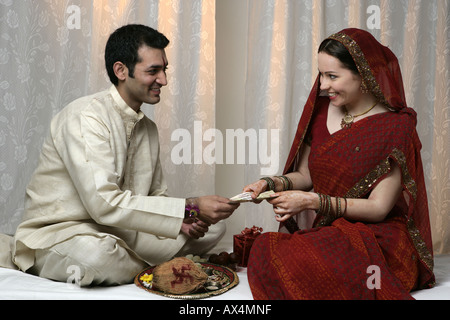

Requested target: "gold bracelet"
[
  {"left": 318, "top": 193, "right": 345, "bottom": 220},
  {"left": 276, "top": 175, "right": 293, "bottom": 191},
  {"left": 335, "top": 197, "right": 341, "bottom": 219},
  {"left": 275, "top": 176, "right": 287, "bottom": 191},
  {"left": 316, "top": 193, "right": 332, "bottom": 216},
  {"left": 317, "top": 193, "right": 322, "bottom": 213},
  {"left": 260, "top": 177, "right": 275, "bottom": 191},
  {"left": 326, "top": 194, "right": 331, "bottom": 216}
]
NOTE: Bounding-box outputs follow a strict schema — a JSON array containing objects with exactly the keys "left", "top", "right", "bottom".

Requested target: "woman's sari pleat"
[{"left": 248, "top": 217, "right": 418, "bottom": 300}]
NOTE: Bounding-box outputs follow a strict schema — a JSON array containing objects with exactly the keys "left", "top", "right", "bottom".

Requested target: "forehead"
[
  {"left": 136, "top": 45, "right": 168, "bottom": 67},
  {"left": 317, "top": 52, "right": 345, "bottom": 72}
]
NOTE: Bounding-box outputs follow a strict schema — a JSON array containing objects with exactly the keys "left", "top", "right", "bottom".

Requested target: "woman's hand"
[
  {"left": 242, "top": 179, "right": 268, "bottom": 202},
  {"left": 267, "top": 191, "right": 317, "bottom": 222}
]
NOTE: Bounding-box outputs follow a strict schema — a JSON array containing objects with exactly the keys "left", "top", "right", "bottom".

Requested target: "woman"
[{"left": 244, "top": 28, "right": 435, "bottom": 299}]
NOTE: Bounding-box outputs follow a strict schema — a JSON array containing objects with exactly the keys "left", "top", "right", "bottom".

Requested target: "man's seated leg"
[
  {"left": 134, "top": 220, "right": 226, "bottom": 266},
  {"left": 176, "top": 220, "right": 226, "bottom": 257},
  {"left": 29, "top": 234, "right": 146, "bottom": 286}
]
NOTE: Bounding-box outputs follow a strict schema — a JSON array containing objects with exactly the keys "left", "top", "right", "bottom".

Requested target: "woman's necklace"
[{"left": 341, "top": 101, "right": 378, "bottom": 129}]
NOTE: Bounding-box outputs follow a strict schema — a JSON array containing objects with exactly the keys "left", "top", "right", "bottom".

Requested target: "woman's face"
[{"left": 318, "top": 52, "right": 363, "bottom": 109}]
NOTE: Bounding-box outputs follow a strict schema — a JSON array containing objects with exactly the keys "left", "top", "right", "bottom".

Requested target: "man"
[{"left": 11, "top": 24, "right": 239, "bottom": 286}]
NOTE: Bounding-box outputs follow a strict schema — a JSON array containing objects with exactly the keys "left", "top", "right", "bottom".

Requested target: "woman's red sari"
[{"left": 247, "top": 28, "right": 435, "bottom": 300}]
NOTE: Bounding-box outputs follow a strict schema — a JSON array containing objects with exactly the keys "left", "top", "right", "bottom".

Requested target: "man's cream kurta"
[{"left": 13, "top": 86, "right": 186, "bottom": 271}]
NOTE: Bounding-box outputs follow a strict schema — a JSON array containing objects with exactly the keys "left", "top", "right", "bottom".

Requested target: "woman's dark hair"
[
  {"left": 105, "top": 24, "right": 170, "bottom": 86},
  {"left": 318, "top": 39, "right": 359, "bottom": 74}
]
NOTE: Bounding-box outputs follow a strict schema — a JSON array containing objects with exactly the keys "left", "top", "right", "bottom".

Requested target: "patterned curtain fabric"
[{"left": 0, "top": 0, "right": 448, "bottom": 254}]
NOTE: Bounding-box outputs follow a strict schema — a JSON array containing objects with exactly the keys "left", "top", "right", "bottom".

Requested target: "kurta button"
[{"left": 355, "top": 146, "right": 360, "bottom": 152}]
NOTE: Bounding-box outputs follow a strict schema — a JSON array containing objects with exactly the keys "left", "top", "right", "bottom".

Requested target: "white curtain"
[
  {"left": 243, "top": 0, "right": 450, "bottom": 254},
  {"left": 0, "top": 0, "right": 215, "bottom": 233},
  {"left": 155, "top": 0, "right": 216, "bottom": 199}
]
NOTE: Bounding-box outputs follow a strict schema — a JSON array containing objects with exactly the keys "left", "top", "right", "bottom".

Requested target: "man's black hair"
[{"left": 105, "top": 24, "right": 169, "bottom": 86}]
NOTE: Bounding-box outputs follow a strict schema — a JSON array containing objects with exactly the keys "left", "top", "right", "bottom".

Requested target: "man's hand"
[
  {"left": 187, "top": 196, "right": 239, "bottom": 225},
  {"left": 181, "top": 218, "right": 210, "bottom": 239}
]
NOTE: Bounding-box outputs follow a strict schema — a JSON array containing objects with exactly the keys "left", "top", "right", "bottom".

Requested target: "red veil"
[{"left": 248, "top": 28, "right": 434, "bottom": 299}]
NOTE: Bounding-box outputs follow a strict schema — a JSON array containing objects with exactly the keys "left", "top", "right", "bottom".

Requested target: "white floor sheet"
[{"left": 0, "top": 250, "right": 448, "bottom": 300}]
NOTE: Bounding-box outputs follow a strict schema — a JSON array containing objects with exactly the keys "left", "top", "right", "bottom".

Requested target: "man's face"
[{"left": 120, "top": 45, "right": 168, "bottom": 110}]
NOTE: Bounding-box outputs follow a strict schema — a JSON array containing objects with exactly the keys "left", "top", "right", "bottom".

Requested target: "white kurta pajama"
[{"left": 10, "top": 86, "right": 224, "bottom": 285}]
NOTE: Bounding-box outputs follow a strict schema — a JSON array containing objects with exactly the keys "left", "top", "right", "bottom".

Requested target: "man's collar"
[{"left": 109, "top": 85, "right": 144, "bottom": 121}]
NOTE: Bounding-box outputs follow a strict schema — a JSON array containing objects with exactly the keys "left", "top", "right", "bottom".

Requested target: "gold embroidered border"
[
  {"left": 407, "top": 218, "right": 434, "bottom": 274},
  {"left": 390, "top": 148, "right": 418, "bottom": 200},
  {"left": 391, "top": 150, "right": 433, "bottom": 274},
  {"left": 317, "top": 148, "right": 433, "bottom": 276},
  {"left": 327, "top": 32, "right": 390, "bottom": 109},
  {"left": 345, "top": 158, "right": 391, "bottom": 199},
  {"left": 316, "top": 149, "right": 392, "bottom": 225},
  {"left": 316, "top": 155, "right": 391, "bottom": 226},
  {"left": 344, "top": 148, "right": 417, "bottom": 200}
]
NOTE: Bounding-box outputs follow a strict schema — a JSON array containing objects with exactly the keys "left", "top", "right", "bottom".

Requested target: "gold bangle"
[
  {"left": 260, "top": 177, "right": 275, "bottom": 191},
  {"left": 335, "top": 197, "right": 341, "bottom": 219},
  {"left": 277, "top": 175, "right": 293, "bottom": 191},
  {"left": 275, "top": 176, "right": 287, "bottom": 191},
  {"left": 316, "top": 193, "right": 322, "bottom": 213},
  {"left": 343, "top": 197, "right": 347, "bottom": 215},
  {"left": 326, "top": 194, "right": 331, "bottom": 216}
]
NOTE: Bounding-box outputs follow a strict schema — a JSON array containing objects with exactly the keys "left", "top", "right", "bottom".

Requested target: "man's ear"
[{"left": 113, "top": 62, "right": 127, "bottom": 82}]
